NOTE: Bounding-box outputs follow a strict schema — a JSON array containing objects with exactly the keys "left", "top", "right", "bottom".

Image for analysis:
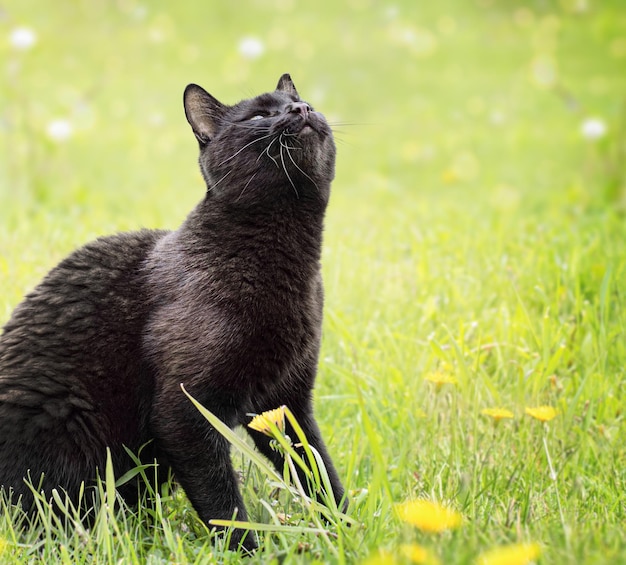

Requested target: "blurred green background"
[{"left": 2, "top": 0, "right": 624, "bottom": 230}]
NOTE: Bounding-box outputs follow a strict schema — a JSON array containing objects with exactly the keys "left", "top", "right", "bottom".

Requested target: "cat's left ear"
[
  {"left": 276, "top": 73, "right": 299, "bottom": 99},
  {"left": 183, "top": 84, "right": 226, "bottom": 145}
]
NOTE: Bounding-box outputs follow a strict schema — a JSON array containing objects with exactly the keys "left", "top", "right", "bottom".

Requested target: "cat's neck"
[{"left": 179, "top": 193, "right": 326, "bottom": 266}]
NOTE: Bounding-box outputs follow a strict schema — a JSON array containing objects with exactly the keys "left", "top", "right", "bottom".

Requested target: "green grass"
[{"left": 1, "top": 0, "right": 626, "bottom": 563}]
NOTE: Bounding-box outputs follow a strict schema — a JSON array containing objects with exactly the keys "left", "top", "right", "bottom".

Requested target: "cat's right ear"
[
  {"left": 276, "top": 73, "right": 299, "bottom": 99},
  {"left": 183, "top": 84, "right": 226, "bottom": 145}
]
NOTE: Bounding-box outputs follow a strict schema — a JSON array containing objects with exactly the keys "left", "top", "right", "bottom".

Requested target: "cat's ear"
[
  {"left": 276, "top": 73, "right": 299, "bottom": 99},
  {"left": 183, "top": 84, "right": 226, "bottom": 144}
]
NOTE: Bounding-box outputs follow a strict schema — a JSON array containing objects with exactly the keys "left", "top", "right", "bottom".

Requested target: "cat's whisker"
[
  {"left": 327, "top": 122, "right": 357, "bottom": 126},
  {"left": 278, "top": 136, "right": 302, "bottom": 154},
  {"left": 208, "top": 169, "right": 233, "bottom": 191},
  {"left": 279, "top": 134, "right": 299, "bottom": 199},
  {"left": 284, "top": 145, "right": 320, "bottom": 193},
  {"left": 258, "top": 136, "right": 280, "bottom": 168},
  {"left": 236, "top": 171, "right": 259, "bottom": 202},
  {"left": 276, "top": 134, "right": 318, "bottom": 192},
  {"left": 217, "top": 132, "right": 274, "bottom": 167},
  {"left": 280, "top": 132, "right": 303, "bottom": 146},
  {"left": 267, "top": 137, "right": 280, "bottom": 168}
]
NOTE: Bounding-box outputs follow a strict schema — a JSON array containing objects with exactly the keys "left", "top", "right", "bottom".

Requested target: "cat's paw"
[{"left": 228, "top": 529, "right": 258, "bottom": 555}]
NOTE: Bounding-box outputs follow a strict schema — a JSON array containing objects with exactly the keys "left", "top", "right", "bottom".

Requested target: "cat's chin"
[
  {"left": 297, "top": 121, "right": 329, "bottom": 139},
  {"left": 283, "top": 120, "right": 317, "bottom": 137}
]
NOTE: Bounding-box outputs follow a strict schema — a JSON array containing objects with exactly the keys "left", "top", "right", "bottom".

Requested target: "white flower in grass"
[
  {"left": 46, "top": 119, "right": 73, "bottom": 142},
  {"left": 238, "top": 36, "right": 264, "bottom": 59},
  {"left": 581, "top": 117, "right": 607, "bottom": 141},
  {"left": 10, "top": 27, "right": 37, "bottom": 50}
]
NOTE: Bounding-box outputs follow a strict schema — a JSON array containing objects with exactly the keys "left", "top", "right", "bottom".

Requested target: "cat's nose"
[{"left": 287, "top": 102, "right": 311, "bottom": 117}]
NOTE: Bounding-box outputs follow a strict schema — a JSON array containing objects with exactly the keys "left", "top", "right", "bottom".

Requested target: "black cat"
[{"left": 0, "top": 74, "right": 344, "bottom": 551}]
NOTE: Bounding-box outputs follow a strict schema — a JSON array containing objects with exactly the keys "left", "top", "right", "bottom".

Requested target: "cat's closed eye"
[{"left": 247, "top": 108, "right": 283, "bottom": 120}]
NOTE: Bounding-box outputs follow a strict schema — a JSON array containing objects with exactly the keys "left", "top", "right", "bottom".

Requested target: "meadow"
[{"left": 1, "top": 0, "right": 626, "bottom": 563}]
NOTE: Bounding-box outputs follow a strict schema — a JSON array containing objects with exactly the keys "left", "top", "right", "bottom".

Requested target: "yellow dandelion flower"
[
  {"left": 424, "top": 371, "right": 457, "bottom": 390},
  {"left": 525, "top": 406, "right": 557, "bottom": 422},
  {"left": 247, "top": 406, "right": 286, "bottom": 437},
  {"left": 477, "top": 542, "right": 541, "bottom": 565},
  {"left": 396, "top": 499, "right": 462, "bottom": 533},
  {"left": 481, "top": 408, "right": 514, "bottom": 422},
  {"left": 0, "top": 537, "right": 8, "bottom": 556},
  {"left": 400, "top": 543, "right": 441, "bottom": 564}
]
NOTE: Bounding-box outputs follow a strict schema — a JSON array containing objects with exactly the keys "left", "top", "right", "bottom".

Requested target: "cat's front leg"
[
  {"left": 244, "top": 382, "right": 346, "bottom": 512},
  {"left": 151, "top": 388, "right": 257, "bottom": 552}
]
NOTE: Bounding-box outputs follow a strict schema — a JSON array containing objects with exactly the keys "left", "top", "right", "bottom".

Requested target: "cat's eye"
[{"left": 249, "top": 114, "right": 265, "bottom": 121}]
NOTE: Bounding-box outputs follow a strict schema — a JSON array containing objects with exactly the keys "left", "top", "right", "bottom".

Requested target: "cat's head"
[{"left": 183, "top": 74, "right": 335, "bottom": 208}]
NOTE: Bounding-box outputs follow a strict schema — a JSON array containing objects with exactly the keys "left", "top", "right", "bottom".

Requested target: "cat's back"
[{"left": 1, "top": 228, "right": 168, "bottom": 351}]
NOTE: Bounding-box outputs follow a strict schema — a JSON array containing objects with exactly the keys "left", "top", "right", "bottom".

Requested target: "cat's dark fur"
[{"left": 0, "top": 74, "right": 344, "bottom": 551}]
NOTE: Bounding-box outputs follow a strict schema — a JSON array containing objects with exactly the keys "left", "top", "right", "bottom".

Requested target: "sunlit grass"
[{"left": 1, "top": 0, "right": 626, "bottom": 563}]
